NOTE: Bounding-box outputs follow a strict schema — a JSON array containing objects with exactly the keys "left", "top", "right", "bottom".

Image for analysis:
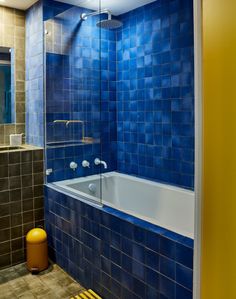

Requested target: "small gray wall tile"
[{"left": 0, "top": 149, "right": 44, "bottom": 269}]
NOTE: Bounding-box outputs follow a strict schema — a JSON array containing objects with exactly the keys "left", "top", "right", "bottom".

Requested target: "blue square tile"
[
  {"left": 121, "top": 269, "right": 133, "bottom": 290},
  {"left": 132, "top": 243, "right": 145, "bottom": 263},
  {"left": 159, "top": 255, "right": 175, "bottom": 280},
  {"left": 145, "top": 248, "right": 159, "bottom": 271},
  {"left": 111, "top": 263, "right": 122, "bottom": 282},
  {"left": 132, "top": 277, "right": 146, "bottom": 298},
  {"left": 145, "top": 231, "right": 160, "bottom": 252},
  {"left": 122, "top": 238, "right": 133, "bottom": 256},
  {"left": 132, "top": 259, "right": 145, "bottom": 280},
  {"left": 181, "top": 237, "right": 194, "bottom": 249},
  {"left": 110, "top": 279, "right": 122, "bottom": 298},
  {"left": 159, "top": 275, "right": 175, "bottom": 299},
  {"left": 101, "top": 271, "right": 111, "bottom": 290},
  {"left": 111, "top": 247, "right": 121, "bottom": 266},
  {"left": 122, "top": 287, "right": 139, "bottom": 299},
  {"left": 146, "top": 267, "right": 160, "bottom": 289},
  {"left": 101, "top": 256, "right": 111, "bottom": 275},
  {"left": 111, "top": 232, "right": 121, "bottom": 250},
  {"left": 159, "top": 236, "right": 176, "bottom": 259},
  {"left": 133, "top": 226, "right": 146, "bottom": 244},
  {"left": 146, "top": 285, "right": 160, "bottom": 299},
  {"left": 176, "top": 285, "right": 192, "bottom": 299},
  {"left": 122, "top": 253, "right": 132, "bottom": 272},
  {"left": 176, "top": 264, "right": 193, "bottom": 290},
  {"left": 176, "top": 242, "right": 193, "bottom": 269}
]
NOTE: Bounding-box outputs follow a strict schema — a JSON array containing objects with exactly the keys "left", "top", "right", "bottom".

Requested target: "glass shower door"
[{"left": 44, "top": 1, "right": 103, "bottom": 205}]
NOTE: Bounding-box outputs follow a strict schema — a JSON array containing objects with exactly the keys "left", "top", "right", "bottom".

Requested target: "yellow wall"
[{"left": 202, "top": 0, "right": 236, "bottom": 298}]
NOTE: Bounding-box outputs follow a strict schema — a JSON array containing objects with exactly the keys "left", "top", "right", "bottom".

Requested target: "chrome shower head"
[
  {"left": 96, "top": 18, "right": 123, "bottom": 29},
  {"left": 80, "top": 9, "right": 123, "bottom": 30}
]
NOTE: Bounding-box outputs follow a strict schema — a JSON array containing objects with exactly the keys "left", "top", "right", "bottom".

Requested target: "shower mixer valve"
[
  {"left": 70, "top": 161, "right": 78, "bottom": 171},
  {"left": 82, "top": 160, "right": 90, "bottom": 168}
]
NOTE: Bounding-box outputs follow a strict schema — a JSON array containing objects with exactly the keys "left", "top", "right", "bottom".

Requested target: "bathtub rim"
[{"left": 53, "top": 171, "right": 194, "bottom": 196}]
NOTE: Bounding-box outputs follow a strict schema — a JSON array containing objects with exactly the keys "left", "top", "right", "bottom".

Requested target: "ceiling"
[
  {"left": 0, "top": 0, "right": 155, "bottom": 14},
  {"left": 0, "top": 0, "right": 38, "bottom": 10},
  {"left": 55, "top": 0, "right": 156, "bottom": 16}
]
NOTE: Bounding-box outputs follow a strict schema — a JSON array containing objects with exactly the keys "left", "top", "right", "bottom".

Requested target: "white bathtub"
[{"left": 53, "top": 172, "right": 194, "bottom": 238}]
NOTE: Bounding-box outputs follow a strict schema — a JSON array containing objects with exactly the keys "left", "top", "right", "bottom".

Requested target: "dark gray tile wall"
[{"left": 0, "top": 149, "right": 44, "bottom": 269}]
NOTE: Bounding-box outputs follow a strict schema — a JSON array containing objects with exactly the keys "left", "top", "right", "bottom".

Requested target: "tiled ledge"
[{"left": 0, "top": 144, "right": 43, "bottom": 153}]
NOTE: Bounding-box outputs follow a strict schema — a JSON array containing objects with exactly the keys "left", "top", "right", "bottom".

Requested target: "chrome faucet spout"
[
  {"left": 94, "top": 158, "right": 107, "bottom": 169},
  {"left": 101, "top": 161, "right": 107, "bottom": 169}
]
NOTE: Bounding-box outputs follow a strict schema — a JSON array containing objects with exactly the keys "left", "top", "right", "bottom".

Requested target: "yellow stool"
[{"left": 26, "top": 228, "right": 48, "bottom": 273}]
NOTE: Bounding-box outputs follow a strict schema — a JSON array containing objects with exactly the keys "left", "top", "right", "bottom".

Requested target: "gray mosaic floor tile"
[{"left": 0, "top": 263, "right": 84, "bottom": 299}]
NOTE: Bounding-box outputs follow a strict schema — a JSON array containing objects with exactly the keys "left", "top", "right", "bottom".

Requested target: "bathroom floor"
[{"left": 0, "top": 263, "right": 84, "bottom": 299}]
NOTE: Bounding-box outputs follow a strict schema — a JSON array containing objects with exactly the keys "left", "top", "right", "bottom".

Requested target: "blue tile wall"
[
  {"left": 43, "top": 0, "right": 194, "bottom": 189},
  {"left": 26, "top": 0, "right": 194, "bottom": 188},
  {"left": 45, "top": 186, "right": 193, "bottom": 299},
  {"left": 116, "top": 0, "right": 194, "bottom": 189}
]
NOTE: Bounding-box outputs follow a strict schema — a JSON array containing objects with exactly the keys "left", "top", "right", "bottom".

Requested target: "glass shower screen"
[{"left": 44, "top": 1, "right": 104, "bottom": 205}]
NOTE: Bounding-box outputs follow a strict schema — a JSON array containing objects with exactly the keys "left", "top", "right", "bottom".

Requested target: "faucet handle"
[
  {"left": 70, "top": 161, "right": 78, "bottom": 171},
  {"left": 94, "top": 158, "right": 101, "bottom": 166},
  {"left": 46, "top": 168, "right": 53, "bottom": 176},
  {"left": 82, "top": 160, "right": 90, "bottom": 168}
]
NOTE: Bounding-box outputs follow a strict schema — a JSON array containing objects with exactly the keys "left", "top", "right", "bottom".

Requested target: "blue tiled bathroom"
[{"left": 0, "top": 0, "right": 196, "bottom": 298}]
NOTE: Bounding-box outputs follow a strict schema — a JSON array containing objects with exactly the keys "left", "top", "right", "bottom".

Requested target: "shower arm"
[{"left": 81, "top": 9, "right": 112, "bottom": 21}]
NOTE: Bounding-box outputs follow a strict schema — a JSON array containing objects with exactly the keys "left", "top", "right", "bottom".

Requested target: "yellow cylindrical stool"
[{"left": 26, "top": 228, "right": 48, "bottom": 273}]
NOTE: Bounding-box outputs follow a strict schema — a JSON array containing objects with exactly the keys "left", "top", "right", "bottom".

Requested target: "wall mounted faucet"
[
  {"left": 82, "top": 160, "right": 90, "bottom": 168},
  {"left": 70, "top": 161, "right": 78, "bottom": 171},
  {"left": 94, "top": 158, "right": 107, "bottom": 169},
  {"left": 46, "top": 168, "right": 53, "bottom": 176}
]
